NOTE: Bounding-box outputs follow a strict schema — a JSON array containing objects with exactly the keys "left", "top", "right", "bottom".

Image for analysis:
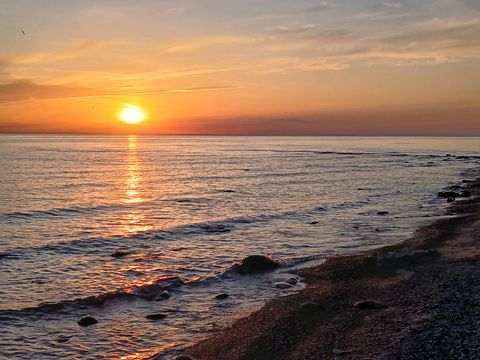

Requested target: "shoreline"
[{"left": 180, "top": 174, "right": 480, "bottom": 359}]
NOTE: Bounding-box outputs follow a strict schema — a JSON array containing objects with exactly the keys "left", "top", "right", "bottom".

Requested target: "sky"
[{"left": 0, "top": 0, "right": 479, "bottom": 135}]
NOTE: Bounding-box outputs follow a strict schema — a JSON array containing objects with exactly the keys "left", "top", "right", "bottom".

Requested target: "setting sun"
[{"left": 119, "top": 104, "right": 146, "bottom": 125}]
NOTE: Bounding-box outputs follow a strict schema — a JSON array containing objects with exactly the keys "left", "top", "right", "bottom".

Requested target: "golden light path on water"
[{"left": 123, "top": 135, "right": 151, "bottom": 235}]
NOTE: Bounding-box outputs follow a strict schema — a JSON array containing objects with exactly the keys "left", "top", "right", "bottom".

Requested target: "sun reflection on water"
[{"left": 122, "top": 135, "right": 151, "bottom": 234}]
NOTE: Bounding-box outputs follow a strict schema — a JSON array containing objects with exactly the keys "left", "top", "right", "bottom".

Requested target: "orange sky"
[{"left": 0, "top": 1, "right": 479, "bottom": 135}]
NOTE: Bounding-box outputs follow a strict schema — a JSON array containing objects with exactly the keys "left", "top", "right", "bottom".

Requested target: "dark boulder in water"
[
  {"left": 447, "top": 197, "right": 455, "bottom": 203},
  {"left": 233, "top": 255, "right": 279, "bottom": 275},
  {"left": 459, "top": 190, "right": 471, "bottom": 198},
  {"left": 77, "top": 315, "right": 98, "bottom": 326},
  {"left": 438, "top": 191, "right": 459, "bottom": 198},
  {"left": 55, "top": 335, "right": 71, "bottom": 343},
  {"left": 275, "top": 282, "right": 293, "bottom": 289},
  {"left": 377, "top": 211, "right": 389, "bottom": 215},
  {"left": 146, "top": 313, "right": 167, "bottom": 320},
  {"left": 310, "top": 221, "right": 319, "bottom": 225},
  {"left": 286, "top": 277, "right": 299, "bottom": 285},
  {"left": 111, "top": 249, "right": 130, "bottom": 258},
  {"left": 214, "top": 293, "right": 229, "bottom": 300},
  {"left": 155, "top": 290, "right": 171, "bottom": 301}
]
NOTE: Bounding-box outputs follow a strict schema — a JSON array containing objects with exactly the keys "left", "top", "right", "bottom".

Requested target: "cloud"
[
  {"left": 271, "top": 24, "right": 317, "bottom": 34},
  {"left": 166, "top": 6, "right": 186, "bottom": 14},
  {"left": 7, "top": 40, "right": 126, "bottom": 65},
  {"left": 259, "top": 57, "right": 348, "bottom": 72},
  {"left": 0, "top": 79, "right": 238, "bottom": 103},
  {"left": 383, "top": 2, "right": 403, "bottom": 8},
  {"left": 164, "top": 36, "right": 254, "bottom": 53},
  {"left": 301, "top": 2, "right": 336, "bottom": 13}
]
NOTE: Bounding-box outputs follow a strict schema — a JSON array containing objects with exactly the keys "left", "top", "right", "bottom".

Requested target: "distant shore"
[{"left": 181, "top": 173, "right": 480, "bottom": 359}]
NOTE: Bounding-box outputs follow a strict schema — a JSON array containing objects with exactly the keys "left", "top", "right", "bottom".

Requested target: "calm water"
[{"left": 1, "top": 135, "right": 479, "bottom": 359}]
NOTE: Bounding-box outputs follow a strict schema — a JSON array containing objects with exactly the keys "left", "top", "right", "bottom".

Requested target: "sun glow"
[{"left": 119, "top": 104, "right": 146, "bottom": 125}]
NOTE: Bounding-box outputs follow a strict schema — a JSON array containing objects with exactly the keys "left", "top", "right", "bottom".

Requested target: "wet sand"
[{"left": 181, "top": 176, "right": 480, "bottom": 359}]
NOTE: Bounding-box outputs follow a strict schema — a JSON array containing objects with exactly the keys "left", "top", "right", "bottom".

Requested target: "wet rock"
[
  {"left": 77, "top": 315, "right": 98, "bottom": 327},
  {"left": 447, "top": 197, "right": 455, "bottom": 203},
  {"left": 310, "top": 221, "right": 319, "bottom": 225},
  {"left": 275, "top": 282, "right": 293, "bottom": 289},
  {"left": 111, "top": 249, "right": 130, "bottom": 258},
  {"left": 459, "top": 190, "right": 472, "bottom": 198},
  {"left": 377, "top": 211, "right": 389, "bottom": 215},
  {"left": 220, "top": 189, "right": 235, "bottom": 193},
  {"left": 146, "top": 313, "right": 167, "bottom": 320},
  {"left": 353, "top": 300, "right": 387, "bottom": 310},
  {"left": 286, "top": 277, "right": 298, "bottom": 285},
  {"left": 214, "top": 293, "right": 229, "bottom": 300},
  {"left": 233, "top": 255, "right": 279, "bottom": 275},
  {"left": 155, "top": 290, "right": 170, "bottom": 301},
  {"left": 175, "top": 356, "right": 194, "bottom": 360},
  {"left": 438, "top": 191, "right": 459, "bottom": 198},
  {"left": 55, "top": 335, "right": 71, "bottom": 343}
]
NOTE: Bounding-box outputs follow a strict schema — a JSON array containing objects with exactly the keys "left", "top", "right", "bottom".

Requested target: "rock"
[
  {"left": 438, "top": 191, "right": 459, "bottom": 198},
  {"left": 233, "top": 255, "right": 279, "bottom": 275},
  {"left": 458, "top": 190, "right": 471, "bottom": 198},
  {"left": 310, "top": 221, "right": 319, "bottom": 225},
  {"left": 377, "top": 211, "right": 389, "bottom": 215},
  {"left": 275, "top": 282, "right": 293, "bottom": 289},
  {"left": 220, "top": 189, "right": 235, "bottom": 193},
  {"left": 146, "top": 313, "right": 167, "bottom": 320},
  {"left": 353, "top": 300, "right": 387, "bottom": 310},
  {"left": 111, "top": 249, "right": 130, "bottom": 258},
  {"left": 299, "top": 301, "right": 323, "bottom": 312},
  {"left": 155, "top": 290, "right": 170, "bottom": 301},
  {"left": 447, "top": 197, "right": 455, "bottom": 203},
  {"left": 77, "top": 315, "right": 98, "bottom": 327},
  {"left": 175, "top": 356, "right": 194, "bottom": 360},
  {"left": 214, "top": 293, "right": 229, "bottom": 300},
  {"left": 286, "top": 277, "right": 298, "bottom": 285},
  {"left": 55, "top": 335, "right": 71, "bottom": 343}
]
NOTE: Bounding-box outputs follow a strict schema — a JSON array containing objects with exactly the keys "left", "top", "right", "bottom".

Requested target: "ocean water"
[{"left": 0, "top": 135, "right": 479, "bottom": 359}]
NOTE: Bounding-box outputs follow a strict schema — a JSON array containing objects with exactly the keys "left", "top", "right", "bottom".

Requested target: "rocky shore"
[{"left": 179, "top": 176, "right": 480, "bottom": 360}]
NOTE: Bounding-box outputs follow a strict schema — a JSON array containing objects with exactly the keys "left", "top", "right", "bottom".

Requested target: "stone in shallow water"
[
  {"left": 155, "top": 290, "right": 171, "bottom": 301},
  {"left": 233, "top": 255, "right": 279, "bottom": 275},
  {"left": 146, "top": 313, "right": 167, "bottom": 320},
  {"left": 214, "top": 293, "right": 229, "bottom": 300},
  {"left": 286, "top": 277, "right": 298, "bottom": 285},
  {"left": 55, "top": 335, "right": 71, "bottom": 343},
  {"left": 353, "top": 300, "right": 386, "bottom": 310},
  {"left": 111, "top": 249, "right": 130, "bottom": 258},
  {"left": 275, "top": 282, "right": 293, "bottom": 289},
  {"left": 77, "top": 315, "right": 98, "bottom": 327},
  {"left": 377, "top": 211, "right": 389, "bottom": 215}
]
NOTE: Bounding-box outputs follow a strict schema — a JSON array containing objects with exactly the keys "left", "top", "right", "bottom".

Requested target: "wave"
[
  {"left": 0, "top": 205, "right": 335, "bottom": 257},
  {"left": 0, "top": 275, "right": 185, "bottom": 320}
]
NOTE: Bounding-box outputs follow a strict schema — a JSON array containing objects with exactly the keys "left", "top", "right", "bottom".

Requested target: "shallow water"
[{"left": 0, "top": 135, "right": 479, "bottom": 359}]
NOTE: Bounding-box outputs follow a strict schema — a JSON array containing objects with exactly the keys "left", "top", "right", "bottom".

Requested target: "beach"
[
  {"left": 182, "top": 176, "right": 480, "bottom": 359},
  {"left": 1, "top": 136, "right": 479, "bottom": 359}
]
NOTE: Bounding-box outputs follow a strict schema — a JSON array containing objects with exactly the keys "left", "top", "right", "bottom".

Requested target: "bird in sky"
[{"left": 20, "top": 29, "right": 25, "bottom": 35}]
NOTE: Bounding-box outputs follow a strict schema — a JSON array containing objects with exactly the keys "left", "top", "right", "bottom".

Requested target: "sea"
[{"left": 0, "top": 135, "right": 479, "bottom": 359}]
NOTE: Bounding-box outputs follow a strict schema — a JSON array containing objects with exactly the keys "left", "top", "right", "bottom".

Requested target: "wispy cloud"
[
  {"left": 7, "top": 40, "right": 126, "bottom": 65},
  {"left": 301, "top": 2, "right": 336, "bottom": 13},
  {"left": 0, "top": 79, "right": 238, "bottom": 103}
]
